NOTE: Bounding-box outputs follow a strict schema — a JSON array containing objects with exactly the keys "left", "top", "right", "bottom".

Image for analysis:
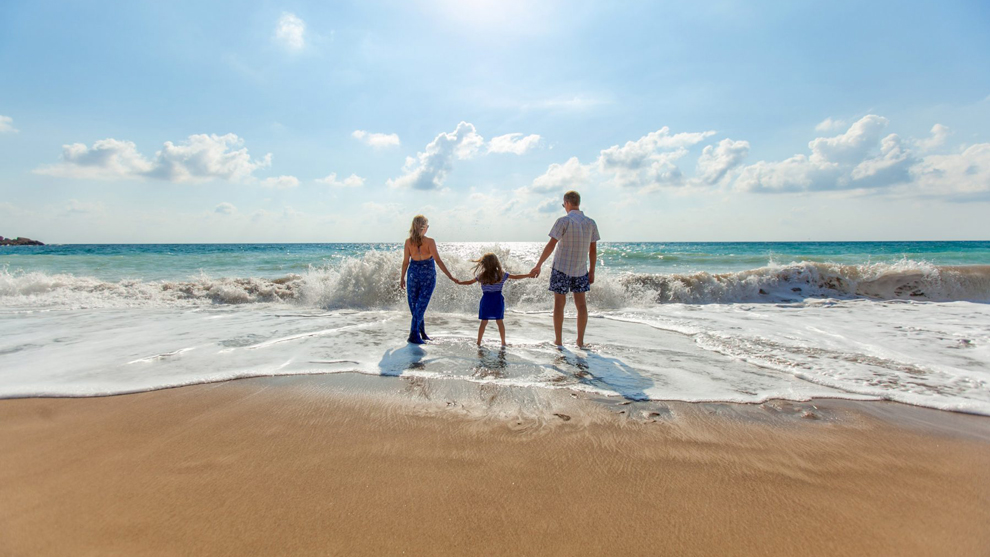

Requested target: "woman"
[{"left": 400, "top": 215, "right": 457, "bottom": 344}]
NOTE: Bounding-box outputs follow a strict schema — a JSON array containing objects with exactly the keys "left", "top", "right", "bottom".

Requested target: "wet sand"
[{"left": 1, "top": 374, "right": 988, "bottom": 556}]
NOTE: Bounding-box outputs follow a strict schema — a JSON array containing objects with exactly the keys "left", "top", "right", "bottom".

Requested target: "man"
[{"left": 530, "top": 190, "right": 600, "bottom": 348}]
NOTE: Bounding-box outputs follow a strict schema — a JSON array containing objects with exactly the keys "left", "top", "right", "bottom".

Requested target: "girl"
[
  {"left": 456, "top": 253, "right": 532, "bottom": 346},
  {"left": 400, "top": 215, "right": 458, "bottom": 344}
]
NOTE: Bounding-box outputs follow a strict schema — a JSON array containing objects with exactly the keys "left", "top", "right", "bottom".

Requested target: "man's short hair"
[{"left": 563, "top": 191, "right": 581, "bottom": 207}]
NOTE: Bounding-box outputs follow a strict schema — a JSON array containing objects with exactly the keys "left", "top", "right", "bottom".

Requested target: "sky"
[{"left": 1, "top": 0, "right": 989, "bottom": 243}]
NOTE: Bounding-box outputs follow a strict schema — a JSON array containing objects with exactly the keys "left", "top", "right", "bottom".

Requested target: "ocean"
[{"left": 2, "top": 242, "right": 989, "bottom": 414}]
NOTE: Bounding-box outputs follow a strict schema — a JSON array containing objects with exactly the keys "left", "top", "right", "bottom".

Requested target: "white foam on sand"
[
  {"left": 1, "top": 295, "right": 988, "bottom": 415},
  {"left": 3, "top": 250, "right": 989, "bottom": 413}
]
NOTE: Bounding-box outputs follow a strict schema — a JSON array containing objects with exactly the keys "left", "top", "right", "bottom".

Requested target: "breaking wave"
[{"left": 2, "top": 251, "right": 988, "bottom": 310}]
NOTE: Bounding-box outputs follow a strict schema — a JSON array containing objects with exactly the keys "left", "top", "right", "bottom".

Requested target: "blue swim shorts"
[{"left": 549, "top": 268, "right": 590, "bottom": 294}]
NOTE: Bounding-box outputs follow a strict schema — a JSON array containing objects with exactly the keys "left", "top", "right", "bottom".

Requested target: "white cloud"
[
  {"left": 274, "top": 13, "right": 306, "bottom": 51},
  {"left": 734, "top": 154, "right": 841, "bottom": 193},
  {"left": 467, "top": 191, "right": 522, "bottom": 215},
  {"left": 815, "top": 117, "right": 847, "bottom": 132},
  {"left": 36, "top": 138, "right": 154, "bottom": 179},
  {"left": 215, "top": 202, "right": 237, "bottom": 215},
  {"left": 696, "top": 138, "right": 750, "bottom": 185},
  {"left": 150, "top": 134, "right": 273, "bottom": 183},
  {"left": 316, "top": 172, "right": 364, "bottom": 188},
  {"left": 455, "top": 124, "right": 484, "bottom": 159},
  {"left": 35, "top": 134, "right": 272, "bottom": 183},
  {"left": 537, "top": 198, "right": 562, "bottom": 213},
  {"left": 529, "top": 157, "right": 590, "bottom": 193},
  {"left": 352, "top": 130, "right": 400, "bottom": 148},
  {"left": 597, "top": 127, "right": 715, "bottom": 189},
  {"left": 849, "top": 133, "right": 913, "bottom": 188},
  {"left": 914, "top": 124, "right": 951, "bottom": 152},
  {"left": 0, "top": 115, "right": 18, "bottom": 133},
  {"left": 387, "top": 121, "right": 483, "bottom": 190},
  {"left": 261, "top": 175, "right": 300, "bottom": 189},
  {"left": 808, "top": 115, "right": 888, "bottom": 165},
  {"left": 912, "top": 143, "right": 990, "bottom": 199},
  {"left": 735, "top": 115, "right": 903, "bottom": 193},
  {"left": 488, "top": 133, "right": 541, "bottom": 155}
]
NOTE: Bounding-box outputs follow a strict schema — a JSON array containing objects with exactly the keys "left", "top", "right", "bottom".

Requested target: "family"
[{"left": 400, "top": 190, "right": 600, "bottom": 348}]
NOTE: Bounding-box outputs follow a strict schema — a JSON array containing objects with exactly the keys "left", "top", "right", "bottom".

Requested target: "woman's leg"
[
  {"left": 495, "top": 320, "right": 506, "bottom": 346},
  {"left": 408, "top": 264, "right": 436, "bottom": 343},
  {"left": 477, "top": 320, "right": 488, "bottom": 345},
  {"left": 406, "top": 265, "right": 426, "bottom": 343},
  {"left": 418, "top": 268, "right": 436, "bottom": 335},
  {"left": 406, "top": 270, "right": 419, "bottom": 331}
]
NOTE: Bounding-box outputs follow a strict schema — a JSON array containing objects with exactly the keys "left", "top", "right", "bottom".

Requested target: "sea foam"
[
  {"left": 3, "top": 252, "right": 989, "bottom": 414},
  {"left": 2, "top": 252, "right": 988, "bottom": 310}
]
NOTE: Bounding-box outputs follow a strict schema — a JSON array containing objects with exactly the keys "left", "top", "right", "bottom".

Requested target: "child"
[{"left": 455, "top": 253, "right": 532, "bottom": 346}]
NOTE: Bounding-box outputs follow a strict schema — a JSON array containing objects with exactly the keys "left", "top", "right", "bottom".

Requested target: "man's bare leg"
[
  {"left": 553, "top": 293, "right": 566, "bottom": 347},
  {"left": 573, "top": 291, "right": 588, "bottom": 348}
]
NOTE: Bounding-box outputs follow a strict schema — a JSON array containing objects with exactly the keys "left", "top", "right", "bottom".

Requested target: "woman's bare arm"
[
  {"left": 428, "top": 238, "right": 457, "bottom": 281},
  {"left": 400, "top": 240, "right": 411, "bottom": 289}
]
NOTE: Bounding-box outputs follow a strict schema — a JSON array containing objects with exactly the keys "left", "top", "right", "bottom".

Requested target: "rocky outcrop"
[{"left": 0, "top": 236, "right": 44, "bottom": 246}]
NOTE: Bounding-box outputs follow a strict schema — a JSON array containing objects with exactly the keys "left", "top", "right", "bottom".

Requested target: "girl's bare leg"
[
  {"left": 477, "top": 320, "right": 488, "bottom": 345},
  {"left": 496, "top": 320, "right": 506, "bottom": 346}
]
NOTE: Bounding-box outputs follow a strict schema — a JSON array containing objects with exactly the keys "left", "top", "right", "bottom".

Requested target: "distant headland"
[{"left": 0, "top": 236, "right": 44, "bottom": 246}]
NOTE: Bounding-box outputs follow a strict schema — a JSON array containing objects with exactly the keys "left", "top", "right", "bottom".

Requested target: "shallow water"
[{"left": 1, "top": 242, "right": 988, "bottom": 414}]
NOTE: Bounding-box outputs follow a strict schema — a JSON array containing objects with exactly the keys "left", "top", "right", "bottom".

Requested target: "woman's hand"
[{"left": 400, "top": 277, "right": 406, "bottom": 290}]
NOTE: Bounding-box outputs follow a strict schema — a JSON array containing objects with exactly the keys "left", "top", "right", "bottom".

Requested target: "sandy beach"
[{"left": 1, "top": 374, "right": 988, "bottom": 556}]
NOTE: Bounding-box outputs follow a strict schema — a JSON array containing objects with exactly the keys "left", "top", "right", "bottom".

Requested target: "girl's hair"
[
  {"left": 408, "top": 215, "right": 428, "bottom": 247},
  {"left": 472, "top": 253, "right": 504, "bottom": 285}
]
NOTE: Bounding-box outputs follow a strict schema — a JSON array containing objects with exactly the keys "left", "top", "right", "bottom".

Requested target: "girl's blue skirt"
[{"left": 479, "top": 292, "right": 505, "bottom": 320}]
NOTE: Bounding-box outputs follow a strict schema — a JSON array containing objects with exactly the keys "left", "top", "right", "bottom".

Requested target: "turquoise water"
[
  {"left": 3, "top": 241, "right": 989, "bottom": 413},
  {"left": 2, "top": 241, "right": 989, "bottom": 281}
]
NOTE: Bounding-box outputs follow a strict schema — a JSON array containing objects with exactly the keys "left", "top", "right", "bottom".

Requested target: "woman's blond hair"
[
  {"left": 472, "top": 253, "right": 504, "bottom": 285},
  {"left": 409, "top": 215, "right": 428, "bottom": 247}
]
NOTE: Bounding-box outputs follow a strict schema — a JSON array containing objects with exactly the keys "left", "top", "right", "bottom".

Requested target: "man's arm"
[
  {"left": 530, "top": 238, "right": 558, "bottom": 277},
  {"left": 588, "top": 242, "right": 597, "bottom": 284}
]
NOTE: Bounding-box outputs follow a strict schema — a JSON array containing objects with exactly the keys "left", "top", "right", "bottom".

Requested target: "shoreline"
[
  {"left": 5, "top": 370, "right": 989, "bottom": 433},
  {"left": 4, "top": 362, "right": 990, "bottom": 423},
  {"left": 2, "top": 374, "right": 988, "bottom": 556}
]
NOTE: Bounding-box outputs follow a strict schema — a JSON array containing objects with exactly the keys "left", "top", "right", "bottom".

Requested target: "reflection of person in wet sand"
[
  {"left": 554, "top": 349, "right": 651, "bottom": 401},
  {"left": 530, "top": 191, "right": 600, "bottom": 348},
  {"left": 474, "top": 347, "right": 508, "bottom": 379}
]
